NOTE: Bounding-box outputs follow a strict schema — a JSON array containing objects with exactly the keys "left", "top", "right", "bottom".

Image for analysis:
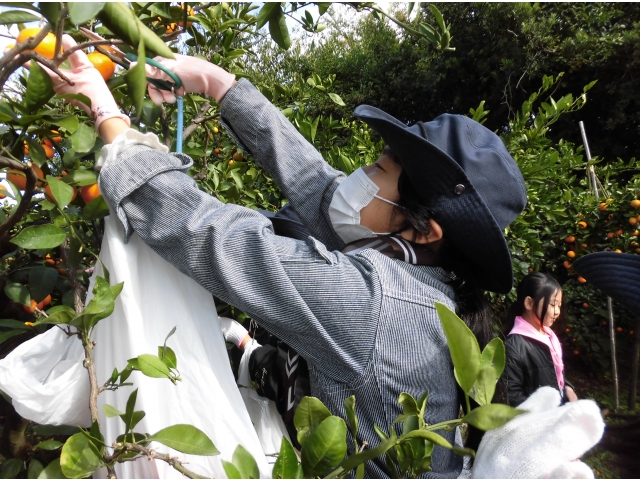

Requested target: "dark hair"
[
  {"left": 384, "top": 146, "right": 493, "bottom": 348},
  {"left": 504, "top": 273, "right": 562, "bottom": 334}
]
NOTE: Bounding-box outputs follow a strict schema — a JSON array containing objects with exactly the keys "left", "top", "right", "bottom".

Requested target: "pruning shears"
[{"left": 79, "top": 27, "right": 183, "bottom": 92}]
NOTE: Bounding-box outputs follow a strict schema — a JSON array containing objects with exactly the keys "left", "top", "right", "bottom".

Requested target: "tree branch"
[
  {"left": 182, "top": 101, "right": 211, "bottom": 140},
  {"left": 108, "top": 443, "right": 208, "bottom": 479}
]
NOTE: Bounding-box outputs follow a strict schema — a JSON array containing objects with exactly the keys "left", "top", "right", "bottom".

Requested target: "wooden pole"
[
  {"left": 580, "top": 121, "right": 620, "bottom": 409},
  {"left": 629, "top": 316, "right": 640, "bottom": 410}
]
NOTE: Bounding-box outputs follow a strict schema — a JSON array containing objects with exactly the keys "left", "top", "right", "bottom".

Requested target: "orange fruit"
[
  {"left": 178, "top": 5, "right": 195, "bottom": 27},
  {"left": 577, "top": 221, "right": 587, "bottom": 229},
  {"left": 616, "top": 327, "right": 623, "bottom": 332},
  {"left": 565, "top": 236, "right": 575, "bottom": 243},
  {"left": 7, "top": 165, "right": 43, "bottom": 190},
  {"left": 598, "top": 203, "right": 607, "bottom": 211},
  {"left": 213, "top": 127, "right": 219, "bottom": 134},
  {"left": 165, "top": 22, "right": 178, "bottom": 34},
  {"left": 577, "top": 276, "right": 587, "bottom": 284},
  {"left": 615, "top": 229, "right": 623, "bottom": 236},
  {"left": 583, "top": 303, "right": 589, "bottom": 309},
  {"left": 49, "top": 131, "right": 63, "bottom": 144},
  {"left": 573, "top": 350, "right": 580, "bottom": 355},
  {"left": 22, "top": 298, "right": 45, "bottom": 314},
  {"left": 0, "top": 185, "right": 7, "bottom": 199},
  {"left": 42, "top": 143, "right": 55, "bottom": 159},
  {"left": 16, "top": 27, "right": 57, "bottom": 59},
  {"left": 565, "top": 328, "right": 570, "bottom": 333},
  {"left": 636, "top": 248, "right": 640, "bottom": 254},
  {"left": 630, "top": 216, "right": 638, "bottom": 225},
  {"left": 563, "top": 260, "right": 571, "bottom": 269},
  {"left": 228, "top": 160, "right": 234, "bottom": 166},
  {"left": 607, "top": 232, "right": 615, "bottom": 239},
  {"left": 41, "top": 294, "right": 51, "bottom": 307},
  {"left": 214, "top": 148, "right": 221, "bottom": 155},
  {"left": 567, "top": 251, "right": 576, "bottom": 258},
  {"left": 633, "top": 230, "right": 640, "bottom": 237},
  {"left": 81, "top": 183, "right": 101, "bottom": 204},
  {"left": 580, "top": 243, "right": 588, "bottom": 248},
  {"left": 630, "top": 199, "right": 640, "bottom": 209},
  {"left": 87, "top": 52, "right": 116, "bottom": 81},
  {"left": 44, "top": 254, "right": 55, "bottom": 265},
  {"left": 23, "top": 141, "right": 29, "bottom": 155},
  {"left": 233, "top": 152, "right": 244, "bottom": 162},
  {"left": 614, "top": 249, "right": 622, "bottom": 253}
]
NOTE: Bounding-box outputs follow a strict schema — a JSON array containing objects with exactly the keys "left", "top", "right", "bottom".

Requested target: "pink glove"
[
  {"left": 45, "top": 35, "right": 130, "bottom": 132},
  {"left": 139, "top": 53, "right": 236, "bottom": 104}
]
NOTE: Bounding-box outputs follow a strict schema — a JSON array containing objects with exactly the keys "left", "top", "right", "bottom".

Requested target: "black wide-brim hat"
[
  {"left": 573, "top": 252, "right": 640, "bottom": 312},
  {"left": 354, "top": 106, "right": 527, "bottom": 294}
]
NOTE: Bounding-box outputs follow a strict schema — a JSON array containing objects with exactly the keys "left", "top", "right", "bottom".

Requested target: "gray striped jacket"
[{"left": 99, "top": 79, "right": 463, "bottom": 478}]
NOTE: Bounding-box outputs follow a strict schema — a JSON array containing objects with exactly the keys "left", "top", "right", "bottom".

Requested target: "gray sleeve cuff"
[{"left": 98, "top": 145, "right": 194, "bottom": 242}]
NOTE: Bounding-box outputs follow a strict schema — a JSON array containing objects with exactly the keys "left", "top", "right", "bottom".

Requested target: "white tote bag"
[{"left": 0, "top": 214, "right": 274, "bottom": 478}]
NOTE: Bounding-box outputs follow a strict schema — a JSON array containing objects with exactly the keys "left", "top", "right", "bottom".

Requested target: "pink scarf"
[{"left": 509, "top": 316, "right": 565, "bottom": 390}]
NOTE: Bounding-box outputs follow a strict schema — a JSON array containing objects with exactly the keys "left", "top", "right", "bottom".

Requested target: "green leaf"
[
  {"left": 4, "top": 281, "right": 30, "bottom": 305},
  {"left": 60, "top": 433, "right": 102, "bottom": 478},
  {"left": 57, "top": 94, "right": 92, "bottom": 111},
  {"left": 294, "top": 396, "right": 332, "bottom": 447},
  {"left": 39, "top": 3, "right": 60, "bottom": 30},
  {"left": 55, "top": 115, "right": 80, "bottom": 134},
  {"left": 256, "top": 2, "right": 279, "bottom": 29},
  {"left": 82, "top": 195, "right": 109, "bottom": 221},
  {"left": 69, "top": 2, "right": 105, "bottom": 24},
  {"left": 126, "top": 40, "right": 147, "bottom": 119},
  {"left": 0, "top": 319, "right": 32, "bottom": 330},
  {"left": 301, "top": 416, "right": 347, "bottom": 478},
  {"left": 11, "top": 224, "right": 67, "bottom": 250},
  {"left": 29, "top": 266, "right": 58, "bottom": 303},
  {"left": 222, "top": 461, "right": 243, "bottom": 479},
  {"left": 328, "top": 93, "right": 345, "bottom": 106},
  {"left": 435, "top": 302, "right": 481, "bottom": 395},
  {"left": 344, "top": 395, "right": 358, "bottom": 439},
  {"left": 430, "top": 4, "right": 446, "bottom": 32},
  {"left": 45, "top": 176, "right": 74, "bottom": 208},
  {"left": 470, "top": 337, "right": 506, "bottom": 405},
  {"left": 230, "top": 169, "right": 244, "bottom": 190},
  {"left": 398, "top": 392, "right": 419, "bottom": 417},
  {"left": 268, "top": 6, "right": 291, "bottom": 50},
  {"left": 120, "top": 388, "right": 139, "bottom": 431},
  {"left": 230, "top": 445, "right": 259, "bottom": 479},
  {"left": 28, "top": 459, "right": 43, "bottom": 479},
  {"left": 72, "top": 276, "right": 114, "bottom": 330},
  {"left": 340, "top": 436, "right": 396, "bottom": 473},
  {"left": 62, "top": 169, "right": 98, "bottom": 187},
  {"left": 0, "top": 10, "right": 40, "bottom": 24},
  {"left": 272, "top": 437, "right": 300, "bottom": 479},
  {"left": 462, "top": 404, "right": 525, "bottom": 431},
  {"left": 137, "top": 353, "right": 171, "bottom": 379},
  {"left": 158, "top": 346, "right": 177, "bottom": 369},
  {"left": 35, "top": 440, "right": 63, "bottom": 450},
  {"left": 0, "top": 458, "right": 23, "bottom": 478},
  {"left": 38, "top": 458, "right": 68, "bottom": 479},
  {"left": 25, "top": 138, "right": 48, "bottom": 167},
  {"left": 0, "top": 329, "right": 27, "bottom": 345},
  {"left": 147, "top": 424, "right": 219, "bottom": 456},
  {"left": 98, "top": 2, "right": 174, "bottom": 59},
  {"left": 103, "top": 404, "right": 125, "bottom": 418},
  {"left": 25, "top": 61, "right": 55, "bottom": 112},
  {"left": 70, "top": 123, "right": 97, "bottom": 154},
  {"left": 35, "top": 305, "right": 74, "bottom": 326}
]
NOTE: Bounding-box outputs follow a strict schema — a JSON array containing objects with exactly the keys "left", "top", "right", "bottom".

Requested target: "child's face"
[
  {"left": 536, "top": 289, "right": 563, "bottom": 328},
  {"left": 359, "top": 153, "right": 404, "bottom": 234}
]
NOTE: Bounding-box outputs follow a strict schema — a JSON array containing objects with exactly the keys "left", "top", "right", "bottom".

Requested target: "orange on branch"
[
  {"left": 563, "top": 260, "right": 571, "bottom": 269},
  {"left": 567, "top": 251, "right": 576, "bottom": 258},
  {"left": 16, "top": 27, "right": 57, "bottom": 59},
  {"left": 87, "top": 52, "right": 116, "bottom": 81},
  {"left": 630, "top": 199, "right": 640, "bottom": 209},
  {"left": 7, "top": 165, "right": 43, "bottom": 190},
  {"left": 577, "top": 221, "right": 588, "bottom": 229},
  {"left": 577, "top": 276, "right": 587, "bottom": 284},
  {"left": 565, "top": 236, "right": 575, "bottom": 243},
  {"left": 233, "top": 152, "right": 244, "bottom": 162},
  {"left": 42, "top": 143, "right": 55, "bottom": 159},
  {"left": 81, "top": 183, "right": 101, "bottom": 204}
]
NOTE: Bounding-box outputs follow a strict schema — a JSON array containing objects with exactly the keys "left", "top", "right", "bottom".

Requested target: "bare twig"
[
  {"left": 182, "top": 101, "right": 211, "bottom": 140},
  {"left": 83, "top": 338, "right": 101, "bottom": 424},
  {"left": 59, "top": 39, "right": 125, "bottom": 63},
  {"left": 53, "top": 5, "right": 69, "bottom": 58},
  {"left": 114, "top": 444, "right": 208, "bottom": 479}
]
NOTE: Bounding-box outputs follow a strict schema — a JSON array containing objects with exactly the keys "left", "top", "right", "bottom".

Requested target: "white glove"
[
  {"left": 472, "top": 387, "right": 604, "bottom": 479},
  {"left": 219, "top": 317, "right": 250, "bottom": 348}
]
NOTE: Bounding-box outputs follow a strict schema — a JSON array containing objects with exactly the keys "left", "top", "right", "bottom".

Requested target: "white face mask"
[{"left": 329, "top": 167, "right": 402, "bottom": 244}]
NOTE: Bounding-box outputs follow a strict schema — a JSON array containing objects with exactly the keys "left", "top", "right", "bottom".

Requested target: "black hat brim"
[
  {"left": 572, "top": 252, "right": 640, "bottom": 312},
  {"left": 354, "top": 105, "right": 514, "bottom": 294}
]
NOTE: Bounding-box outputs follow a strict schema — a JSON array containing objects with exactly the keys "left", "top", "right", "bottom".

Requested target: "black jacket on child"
[{"left": 503, "top": 333, "right": 573, "bottom": 407}]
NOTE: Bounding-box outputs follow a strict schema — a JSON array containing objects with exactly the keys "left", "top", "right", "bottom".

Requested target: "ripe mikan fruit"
[
  {"left": 16, "top": 27, "right": 57, "bottom": 59},
  {"left": 42, "top": 143, "right": 55, "bottom": 159},
  {"left": 563, "top": 260, "right": 571, "bottom": 269},
  {"left": 583, "top": 303, "right": 589, "bottom": 309},
  {"left": 577, "top": 276, "right": 587, "bottom": 284},
  {"left": 565, "top": 236, "right": 575, "bottom": 243},
  {"left": 630, "top": 199, "right": 640, "bottom": 209},
  {"left": 577, "top": 221, "right": 587, "bottom": 229},
  {"left": 7, "top": 165, "right": 43, "bottom": 190},
  {"left": 573, "top": 350, "right": 580, "bottom": 355},
  {"left": 214, "top": 148, "right": 221, "bottom": 155},
  {"left": 233, "top": 152, "right": 244, "bottom": 162},
  {"left": 567, "top": 251, "right": 576, "bottom": 258},
  {"left": 23, "top": 298, "right": 45, "bottom": 314},
  {"left": 213, "top": 126, "right": 219, "bottom": 134},
  {"left": 598, "top": 203, "right": 607, "bottom": 211},
  {"left": 81, "top": 183, "right": 101, "bottom": 204},
  {"left": 87, "top": 52, "right": 117, "bottom": 81},
  {"left": 615, "top": 229, "right": 623, "bottom": 236},
  {"left": 607, "top": 232, "right": 615, "bottom": 239},
  {"left": 23, "top": 141, "right": 29, "bottom": 155},
  {"left": 614, "top": 249, "right": 622, "bottom": 253}
]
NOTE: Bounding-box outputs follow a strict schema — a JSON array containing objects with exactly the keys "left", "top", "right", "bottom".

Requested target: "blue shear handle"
[{"left": 123, "top": 52, "right": 183, "bottom": 90}]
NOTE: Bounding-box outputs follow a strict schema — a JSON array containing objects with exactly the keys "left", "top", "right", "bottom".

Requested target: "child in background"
[{"left": 502, "top": 273, "right": 578, "bottom": 406}]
